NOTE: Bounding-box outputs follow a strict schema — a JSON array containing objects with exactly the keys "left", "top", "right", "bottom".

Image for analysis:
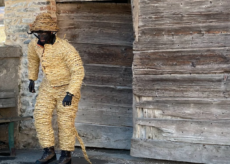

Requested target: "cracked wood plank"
[
  {"left": 136, "top": 118, "right": 230, "bottom": 145},
  {"left": 131, "top": 139, "right": 230, "bottom": 164}
]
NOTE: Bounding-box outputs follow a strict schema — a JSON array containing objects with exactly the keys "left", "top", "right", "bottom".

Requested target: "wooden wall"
[
  {"left": 57, "top": 2, "right": 134, "bottom": 149},
  {"left": 131, "top": 0, "right": 230, "bottom": 163}
]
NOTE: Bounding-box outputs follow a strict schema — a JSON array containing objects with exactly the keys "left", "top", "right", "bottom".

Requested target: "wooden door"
[
  {"left": 131, "top": 0, "right": 230, "bottom": 163},
  {"left": 57, "top": 2, "right": 134, "bottom": 149}
]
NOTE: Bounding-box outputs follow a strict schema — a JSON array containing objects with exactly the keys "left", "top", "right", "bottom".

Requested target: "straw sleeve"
[
  {"left": 62, "top": 41, "right": 85, "bottom": 96},
  {"left": 28, "top": 40, "right": 40, "bottom": 81}
]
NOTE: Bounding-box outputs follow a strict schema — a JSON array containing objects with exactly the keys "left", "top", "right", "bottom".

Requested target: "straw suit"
[
  {"left": 27, "top": 13, "right": 91, "bottom": 164},
  {"left": 28, "top": 37, "right": 84, "bottom": 151}
]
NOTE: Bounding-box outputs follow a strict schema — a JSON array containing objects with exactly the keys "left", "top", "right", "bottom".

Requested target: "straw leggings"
[{"left": 34, "top": 77, "right": 80, "bottom": 151}]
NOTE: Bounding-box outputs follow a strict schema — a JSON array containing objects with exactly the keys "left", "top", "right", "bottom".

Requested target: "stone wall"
[{"left": 4, "top": 0, "right": 57, "bottom": 148}]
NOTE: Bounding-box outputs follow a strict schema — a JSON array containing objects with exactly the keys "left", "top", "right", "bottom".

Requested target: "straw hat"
[{"left": 30, "top": 13, "right": 59, "bottom": 32}]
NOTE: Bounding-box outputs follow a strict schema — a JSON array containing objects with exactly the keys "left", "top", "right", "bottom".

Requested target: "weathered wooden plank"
[
  {"left": 58, "top": 24, "right": 133, "bottom": 46},
  {"left": 131, "top": 0, "right": 139, "bottom": 42},
  {"left": 57, "top": 3, "right": 133, "bottom": 46},
  {"left": 57, "top": 13, "right": 132, "bottom": 24},
  {"left": 139, "top": 0, "right": 230, "bottom": 27},
  {"left": 57, "top": 2, "right": 134, "bottom": 151},
  {"left": 0, "top": 45, "right": 22, "bottom": 58},
  {"left": 133, "top": 74, "right": 230, "bottom": 98},
  {"left": 73, "top": 44, "right": 133, "bottom": 67},
  {"left": 135, "top": 25, "right": 230, "bottom": 50},
  {"left": 77, "top": 102, "right": 132, "bottom": 127},
  {"left": 131, "top": 139, "right": 230, "bottom": 164},
  {"left": 80, "top": 85, "right": 132, "bottom": 106},
  {"left": 57, "top": 3, "right": 132, "bottom": 15},
  {"left": 0, "top": 91, "right": 14, "bottom": 99},
  {"left": 75, "top": 123, "right": 133, "bottom": 149},
  {"left": 133, "top": 48, "right": 230, "bottom": 75},
  {"left": 136, "top": 98, "right": 230, "bottom": 120},
  {"left": 0, "top": 116, "right": 32, "bottom": 123},
  {"left": 136, "top": 118, "right": 230, "bottom": 145},
  {"left": 83, "top": 65, "right": 132, "bottom": 87},
  {"left": 0, "top": 98, "right": 16, "bottom": 108}
]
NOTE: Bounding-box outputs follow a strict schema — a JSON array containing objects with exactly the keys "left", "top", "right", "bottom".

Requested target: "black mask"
[{"left": 33, "top": 31, "right": 55, "bottom": 45}]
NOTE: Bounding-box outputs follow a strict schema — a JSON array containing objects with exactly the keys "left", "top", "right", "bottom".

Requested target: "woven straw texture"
[
  {"left": 30, "top": 13, "right": 59, "bottom": 32},
  {"left": 28, "top": 37, "right": 91, "bottom": 164},
  {"left": 28, "top": 37, "right": 84, "bottom": 96}
]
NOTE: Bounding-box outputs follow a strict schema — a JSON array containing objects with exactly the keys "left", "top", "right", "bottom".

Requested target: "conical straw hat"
[{"left": 30, "top": 13, "right": 59, "bottom": 32}]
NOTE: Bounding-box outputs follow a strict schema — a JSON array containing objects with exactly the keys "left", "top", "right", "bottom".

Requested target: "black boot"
[
  {"left": 57, "top": 150, "right": 71, "bottom": 164},
  {"left": 35, "top": 146, "right": 57, "bottom": 164}
]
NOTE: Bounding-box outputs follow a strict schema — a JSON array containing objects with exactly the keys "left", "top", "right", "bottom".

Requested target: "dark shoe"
[
  {"left": 57, "top": 150, "right": 71, "bottom": 164},
  {"left": 35, "top": 146, "right": 57, "bottom": 164}
]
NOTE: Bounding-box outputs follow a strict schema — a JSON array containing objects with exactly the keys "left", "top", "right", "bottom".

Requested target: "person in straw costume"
[{"left": 27, "top": 13, "right": 91, "bottom": 164}]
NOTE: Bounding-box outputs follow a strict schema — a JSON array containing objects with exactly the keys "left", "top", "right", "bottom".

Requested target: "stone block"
[
  {"left": 10, "top": 2, "right": 26, "bottom": 8},
  {"left": 19, "top": 34, "right": 29, "bottom": 38},
  {"left": 17, "top": 7, "right": 39, "bottom": 12},
  {"left": 40, "top": 6, "right": 51, "bottom": 11},
  {"left": 23, "top": 39, "right": 31, "bottom": 44},
  {"left": 22, "top": 18, "right": 34, "bottom": 23},
  {"left": 33, "top": 1, "right": 50, "bottom": 5},
  {"left": 12, "top": 25, "right": 29, "bottom": 33}
]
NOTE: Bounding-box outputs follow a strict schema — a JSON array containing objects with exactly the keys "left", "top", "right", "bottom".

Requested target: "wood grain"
[
  {"left": 131, "top": 139, "right": 230, "bottom": 164},
  {"left": 133, "top": 74, "right": 230, "bottom": 98},
  {"left": 57, "top": 3, "right": 134, "bottom": 46},
  {"left": 74, "top": 44, "right": 133, "bottom": 67},
  {"left": 57, "top": 2, "right": 134, "bottom": 149},
  {"left": 0, "top": 116, "right": 32, "bottom": 123},
  {"left": 75, "top": 123, "right": 133, "bottom": 149},
  {"left": 80, "top": 85, "right": 132, "bottom": 106},
  {"left": 0, "top": 91, "right": 15, "bottom": 99},
  {"left": 83, "top": 65, "right": 132, "bottom": 87},
  {"left": 136, "top": 118, "right": 230, "bottom": 145},
  {"left": 77, "top": 102, "right": 133, "bottom": 127},
  {"left": 136, "top": 98, "right": 230, "bottom": 120},
  {"left": 139, "top": 0, "right": 230, "bottom": 27},
  {"left": 0, "top": 98, "right": 16, "bottom": 108},
  {"left": 131, "top": 0, "right": 230, "bottom": 162},
  {"left": 133, "top": 48, "right": 230, "bottom": 75}
]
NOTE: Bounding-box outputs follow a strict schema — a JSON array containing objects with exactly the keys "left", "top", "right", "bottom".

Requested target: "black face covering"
[
  {"left": 33, "top": 32, "right": 56, "bottom": 46},
  {"left": 39, "top": 33, "right": 52, "bottom": 43}
]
